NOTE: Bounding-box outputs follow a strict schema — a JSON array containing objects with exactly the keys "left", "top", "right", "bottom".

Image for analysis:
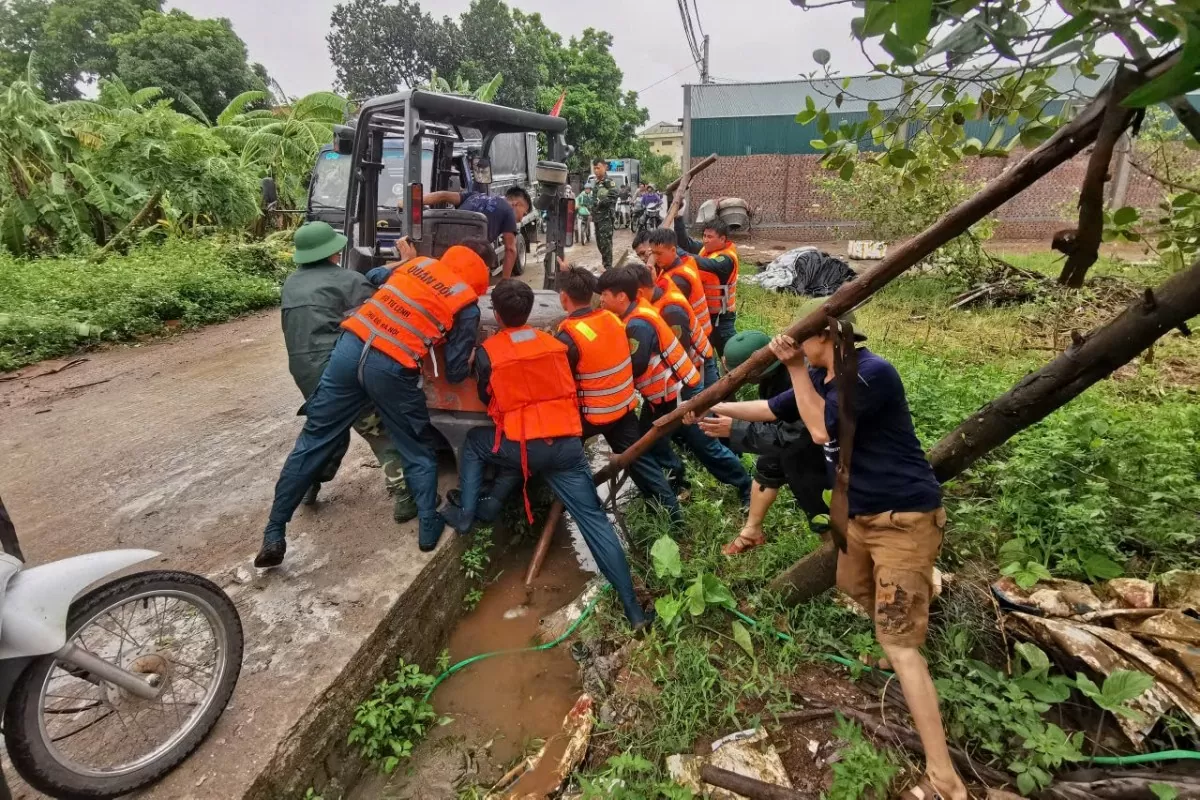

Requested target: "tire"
[{"left": 5, "top": 571, "right": 243, "bottom": 799}]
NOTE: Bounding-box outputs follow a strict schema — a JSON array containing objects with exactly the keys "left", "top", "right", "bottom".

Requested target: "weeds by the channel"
[
  {"left": 460, "top": 527, "right": 494, "bottom": 611},
  {"left": 827, "top": 716, "right": 901, "bottom": 800},
  {"left": 347, "top": 659, "right": 447, "bottom": 774}
]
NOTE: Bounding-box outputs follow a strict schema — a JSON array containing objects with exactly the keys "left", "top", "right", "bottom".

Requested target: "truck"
[
  {"left": 325, "top": 89, "right": 578, "bottom": 460},
  {"left": 288, "top": 113, "right": 543, "bottom": 276}
]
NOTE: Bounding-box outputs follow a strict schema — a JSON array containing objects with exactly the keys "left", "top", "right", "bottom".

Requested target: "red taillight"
[
  {"left": 565, "top": 198, "right": 575, "bottom": 248},
  {"left": 409, "top": 183, "right": 423, "bottom": 240}
]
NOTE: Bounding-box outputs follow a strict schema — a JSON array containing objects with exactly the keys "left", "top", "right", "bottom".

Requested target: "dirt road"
[{"left": 0, "top": 231, "right": 626, "bottom": 797}]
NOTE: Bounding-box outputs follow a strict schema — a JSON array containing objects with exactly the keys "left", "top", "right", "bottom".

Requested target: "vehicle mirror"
[
  {"left": 333, "top": 125, "right": 354, "bottom": 156},
  {"left": 260, "top": 177, "right": 278, "bottom": 209}
]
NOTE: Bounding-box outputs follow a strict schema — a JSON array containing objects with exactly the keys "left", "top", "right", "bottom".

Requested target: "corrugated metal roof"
[
  {"left": 640, "top": 120, "right": 682, "bottom": 136},
  {"left": 690, "top": 63, "right": 1121, "bottom": 120}
]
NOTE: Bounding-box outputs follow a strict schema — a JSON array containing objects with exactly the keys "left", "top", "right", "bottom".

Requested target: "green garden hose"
[
  {"left": 422, "top": 587, "right": 608, "bottom": 702},
  {"left": 426, "top": 590, "right": 1200, "bottom": 765}
]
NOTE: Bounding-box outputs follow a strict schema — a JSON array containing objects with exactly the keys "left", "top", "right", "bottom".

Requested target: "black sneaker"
[
  {"left": 254, "top": 538, "right": 286, "bottom": 569},
  {"left": 302, "top": 483, "right": 320, "bottom": 506}
]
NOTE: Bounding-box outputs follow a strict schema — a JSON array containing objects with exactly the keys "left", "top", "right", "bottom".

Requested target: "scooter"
[
  {"left": 0, "top": 549, "right": 243, "bottom": 799},
  {"left": 634, "top": 198, "right": 664, "bottom": 234}
]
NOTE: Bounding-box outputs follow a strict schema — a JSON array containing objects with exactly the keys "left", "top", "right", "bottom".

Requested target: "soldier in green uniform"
[
  {"left": 591, "top": 158, "right": 618, "bottom": 270},
  {"left": 281, "top": 222, "right": 415, "bottom": 521}
]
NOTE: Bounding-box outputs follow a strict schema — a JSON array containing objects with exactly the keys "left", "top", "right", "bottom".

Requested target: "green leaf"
[
  {"left": 810, "top": 139, "right": 829, "bottom": 150},
  {"left": 960, "top": 137, "right": 983, "bottom": 156},
  {"left": 1083, "top": 553, "right": 1124, "bottom": 581},
  {"left": 1101, "top": 669, "right": 1155, "bottom": 706},
  {"left": 839, "top": 159, "right": 855, "bottom": 180},
  {"left": 1019, "top": 124, "right": 1055, "bottom": 148},
  {"left": 1150, "top": 783, "right": 1180, "bottom": 800},
  {"left": 862, "top": 0, "right": 898, "bottom": 37},
  {"left": 655, "top": 594, "right": 685, "bottom": 628},
  {"left": 981, "top": 24, "right": 1018, "bottom": 60},
  {"left": 701, "top": 573, "right": 736, "bottom": 609},
  {"left": 806, "top": 94, "right": 816, "bottom": 113},
  {"left": 1043, "top": 12, "right": 1093, "bottom": 50},
  {"left": 896, "top": 0, "right": 934, "bottom": 45},
  {"left": 1017, "top": 771, "right": 1037, "bottom": 796},
  {"left": 1138, "top": 15, "right": 1180, "bottom": 45},
  {"left": 888, "top": 147, "right": 917, "bottom": 166},
  {"left": 926, "top": 17, "right": 988, "bottom": 61},
  {"left": 1112, "top": 206, "right": 1140, "bottom": 226},
  {"left": 881, "top": 31, "right": 918, "bottom": 65},
  {"left": 731, "top": 620, "right": 755, "bottom": 657},
  {"left": 795, "top": 109, "right": 817, "bottom": 124},
  {"left": 1016, "top": 643, "right": 1051, "bottom": 677},
  {"left": 650, "top": 535, "right": 683, "bottom": 579},
  {"left": 1124, "top": 24, "right": 1200, "bottom": 108},
  {"left": 835, "top": 92, "right": 844, "bottom": 108},
  {"left": 685, "top": 578, "right": 707, "bottom": 616}
]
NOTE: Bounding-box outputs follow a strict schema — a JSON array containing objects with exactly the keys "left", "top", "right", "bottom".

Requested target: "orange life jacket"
[
  {"left": 558, "top": 309, "right": 637, "bottom": 426},
  {"left": 652, "top": 284, "right": 714, "bottom": 366},
  {"left": 698, "top": 243, "right": 740, "bottom": 315},
  {"left": 659, "top": 256, "right": 713, "bottom": 336},
  {"left": 625, "top": 299, "right": 700, "bottom": 406},
  {"left": 483, "top": 326, "right": 583, "bottom": 520},
  {"left": 341, "top": 254, "right": 481, "bottom": 371}
]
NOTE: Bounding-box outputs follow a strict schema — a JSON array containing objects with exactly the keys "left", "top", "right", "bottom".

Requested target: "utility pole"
[{"left": 700, "top": 34, "right": 710, "bottom": 84}]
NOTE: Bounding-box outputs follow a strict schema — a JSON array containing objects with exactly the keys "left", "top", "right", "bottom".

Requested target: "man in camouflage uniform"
[
  {"left": 591, "top": 158, "right": 618, "bottom": 270},
  {"left": 281, "top": 222, "right": 415, "bottom": 521}
]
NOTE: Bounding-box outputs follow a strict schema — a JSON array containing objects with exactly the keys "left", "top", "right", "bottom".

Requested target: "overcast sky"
[{"left": 168, "top": 0, "right": 870, "bottom": 127}]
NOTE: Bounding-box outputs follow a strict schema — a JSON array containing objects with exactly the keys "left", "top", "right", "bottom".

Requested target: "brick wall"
[{"left": 689, "top": 150, "right": 1178, "bottom": 242}]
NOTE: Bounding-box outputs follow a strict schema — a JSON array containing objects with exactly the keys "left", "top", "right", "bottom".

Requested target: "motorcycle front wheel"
[{"left": 5, "top": 571, "right": 243, "bottom": 799}]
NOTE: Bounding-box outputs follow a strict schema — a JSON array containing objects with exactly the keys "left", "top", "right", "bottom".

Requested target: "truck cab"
[{"left": 332, "top": 90, "right": 577, "bottom": 460}]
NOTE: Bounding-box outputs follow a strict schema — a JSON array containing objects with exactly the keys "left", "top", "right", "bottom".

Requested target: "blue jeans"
[
  {"left": 455, "top": 428, "right": 645, "bottom": 625},
  {"left": 267, "top": 333, "right": 444, "bottom": 548},
  {"left": 702, "top": 356, "right": 720, "bottom": 390},
  {"left": 712, "top": 312, "right": 737, "bottom": 357},
  {"left": 645, "top": 390, "right": 751, "bottom": 505},
  {"left": 585, "top": 412, "right": 683, "bottom": 528}
]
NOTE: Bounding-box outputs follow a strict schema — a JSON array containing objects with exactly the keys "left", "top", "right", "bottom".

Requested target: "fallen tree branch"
[
  {"left": 665, "top": 153, "right": 717, "bottom": 195},
  {"left": 1059, "top": 67, "right": 1138, "bottom": 288},
  {"left": 928, "top": 253, "right": 1200, "bottom": 481},
  {"left": 699, "top": 765, "right": 813, "bottom": 800},
  {"left": 663, "top": 153, "right": 716, "bottom": 228}
]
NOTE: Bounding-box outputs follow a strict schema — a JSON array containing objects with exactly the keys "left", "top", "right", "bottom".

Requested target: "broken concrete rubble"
[{"left": 668, "top": 728, "right": 793, "bottom": 800}]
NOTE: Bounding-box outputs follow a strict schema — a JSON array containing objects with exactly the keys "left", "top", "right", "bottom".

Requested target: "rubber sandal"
[
  {"left": 722, "top": 529, "right": 766, "bottom": 556},
  {"left": 900, "top": 778, "right": 944, "bottom": 800}
]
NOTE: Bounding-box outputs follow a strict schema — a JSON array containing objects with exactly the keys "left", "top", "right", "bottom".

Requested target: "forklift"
[{"left": 331, "top": 90, "right": 579, "bottom": 458}]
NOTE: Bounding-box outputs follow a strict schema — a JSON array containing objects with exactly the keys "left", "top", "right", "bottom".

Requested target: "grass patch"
[{"left": 0, "top": 237, "right": 291, "bottom": 371}]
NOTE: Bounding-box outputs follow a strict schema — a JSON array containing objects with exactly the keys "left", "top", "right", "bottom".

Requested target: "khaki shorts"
[{"left": 836, "top": 507, "right": 946, "bottom": 648}]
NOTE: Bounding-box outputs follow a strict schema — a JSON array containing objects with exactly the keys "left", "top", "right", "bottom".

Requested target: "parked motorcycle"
[
  {"left": 615, "top": 198, "right": 632, "bottom": 229},
  {"left": 0, "top": 549, "right": 243, "bottom": 799},
  {"left": 634, "top": 198, "right": 664, "bottom": 234}
]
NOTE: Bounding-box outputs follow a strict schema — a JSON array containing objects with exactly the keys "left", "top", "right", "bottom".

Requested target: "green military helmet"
[
  {"left": 723, "top": 330, "right": 782, "bottom": 376},
  {"left": 292, "top": 221, "right": 348, "bottom": 265}
]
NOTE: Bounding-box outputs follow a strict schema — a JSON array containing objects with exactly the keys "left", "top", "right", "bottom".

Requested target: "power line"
[
  {"left": 676, "top": 0, "right": 702, "bottom": 64},
  {"left": 634, "top": 61, "right": 700, "bottom": 95},
  {"left": 691, "top": 0, "right": 707, "bottom": 38}
]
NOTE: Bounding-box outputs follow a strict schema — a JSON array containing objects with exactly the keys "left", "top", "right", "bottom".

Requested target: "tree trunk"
[
  {"left": 1058, "top": 68, "right": 1137, "bottom": 288},
  {"left": 772, "top": 256, "right": 1200, "bottom": 603},
  {"left": 699, "top": 765, "right": 812, "bottom": 800},
  {"left": 92, "top": 190, "right": 163, "bottom": 260},
  {"left": 928, "top": 256, "right": 1200, "bottom": 480}
]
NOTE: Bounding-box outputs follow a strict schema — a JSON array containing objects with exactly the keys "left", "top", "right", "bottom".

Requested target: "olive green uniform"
[
  {"left": 281, "top": 259, "right": 410, "bottom": 506},
  {"left": 592, "top": 177, "right": 617, "bottom": 270}
]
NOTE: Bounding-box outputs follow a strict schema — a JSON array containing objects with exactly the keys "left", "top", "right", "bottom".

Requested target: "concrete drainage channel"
[{"left": 246, "top": 538, "right": 472, "bottom": 800}]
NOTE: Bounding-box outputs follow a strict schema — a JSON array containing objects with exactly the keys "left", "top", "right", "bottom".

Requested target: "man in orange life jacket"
[
  {"left": 674, "top": 216, "right": 739, "bottom": 356},
  {"left": 440, "top": 280, "right": 648, "bottom": 628},
  {"left": 598, "top": 266, "right": 751, "bottom": 507},
  {"left": 553, "top": 266, "right": 683, "bottom": 529},
  {"left": 646, "top": 228, "right": 721, "bottom": 389},
  {"left": 255, "top": 238, "right": 495, "bottom": 568}
]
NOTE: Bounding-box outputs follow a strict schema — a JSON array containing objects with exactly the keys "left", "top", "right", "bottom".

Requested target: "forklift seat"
[{"left": 419, "top": 209, "right": 489, "bottom": 259}]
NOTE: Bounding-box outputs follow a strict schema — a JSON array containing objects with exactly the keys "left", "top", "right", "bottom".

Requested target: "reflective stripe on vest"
[
  {"left": 661, "top": 259, "right": 712, "bottom": 335},
  {"left": 342, "top": 257, "right": 477, "bottom": 369},
  {"left": 558, "top": 309, "right": 637, "bottom": 425},
  {"left": 627, "top": 300, "right": 698, "bottom": 405},
  {"left": 653, "top": 285, "right": 713, "bottom": 363},
  {"left": 698, "top": 245, "right": 739, "bottom": 315}
]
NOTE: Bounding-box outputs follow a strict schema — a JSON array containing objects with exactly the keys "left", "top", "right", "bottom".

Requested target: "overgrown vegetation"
[
  {"left": 0, "top": 237, "right": 288, "bottom": 371},
  {"left": 347, "top": 659, "right": 447, "bottom": 775},
  {"left": 566, "top": 267, "right": 1199, "bottom": 795}
]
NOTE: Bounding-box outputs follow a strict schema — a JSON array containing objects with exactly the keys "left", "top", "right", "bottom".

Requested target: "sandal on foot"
[
  {"left": 900, "top": 778, "right": 944, "bottom": 800},
  {"left": 722, "top": 529, "right": 766, "bottom": 556}
]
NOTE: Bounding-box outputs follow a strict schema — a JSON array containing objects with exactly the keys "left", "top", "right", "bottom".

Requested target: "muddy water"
[{"left": 432, "top": 533, "right": 588, "bottom": 765}]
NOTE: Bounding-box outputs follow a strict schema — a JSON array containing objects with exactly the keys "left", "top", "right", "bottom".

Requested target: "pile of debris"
[{"left": 746, "top": 247, "right": 857, "bottom": 298}]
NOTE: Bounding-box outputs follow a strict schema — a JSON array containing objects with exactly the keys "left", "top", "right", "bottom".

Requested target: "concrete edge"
[{"left": 244, "top": 537, "right": 470, "bottom": 800}]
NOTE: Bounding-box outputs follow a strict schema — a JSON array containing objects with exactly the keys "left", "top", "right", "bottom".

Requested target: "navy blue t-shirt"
[
  {"left": 459, "top": 192, "right": 518, "bottom": 243},
  {"left": 767, "top": 348, "right": 940, "bottom": 517}
]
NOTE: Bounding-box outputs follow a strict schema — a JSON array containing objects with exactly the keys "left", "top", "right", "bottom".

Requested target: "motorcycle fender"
[{"left": 0, "top": 550, "right": 158, "bottom": 660}]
